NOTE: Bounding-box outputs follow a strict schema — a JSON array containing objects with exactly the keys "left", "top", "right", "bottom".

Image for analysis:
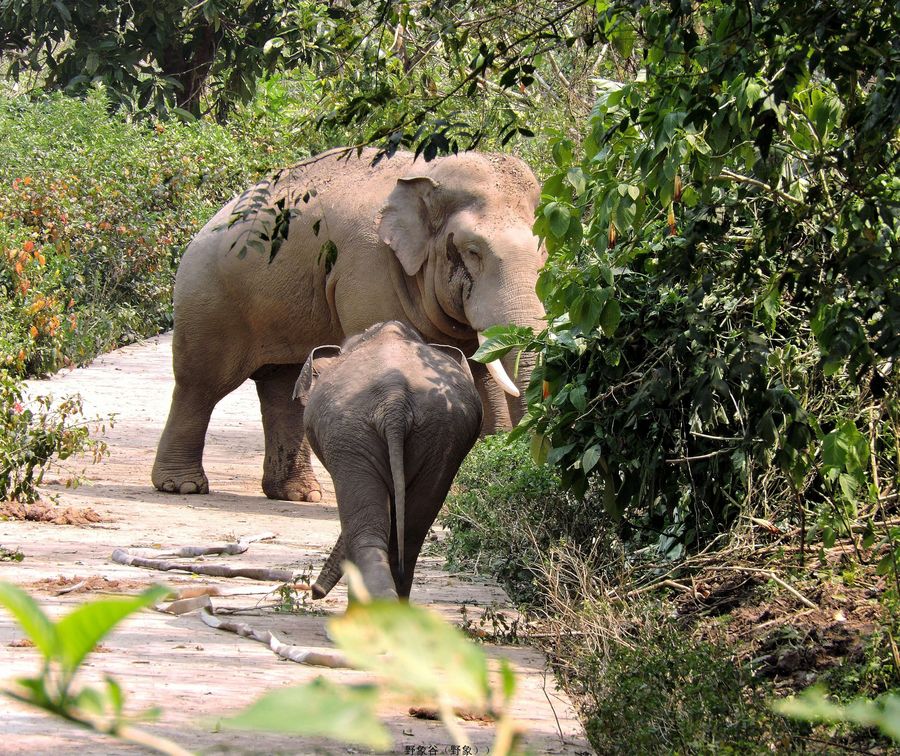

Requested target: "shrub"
[
  {"left": 579, "top": 620, "right": 796, "bottom": 754},
  {"left": 0, "top": 88, "right": 297, "bottom": 376},
  {"left": 443, "top": 434, "right": 616, "bottom": 606},
  {"left": 0, "top": 369, "right": 104, "bottom": 503}
]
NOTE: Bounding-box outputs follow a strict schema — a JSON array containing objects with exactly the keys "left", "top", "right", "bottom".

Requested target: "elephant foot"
[
  {"left": 153, "top": 470, "right": 210, "bottom": 495},
  {"left": 262, "top": 475, "right": 323, "bottom": 503}
]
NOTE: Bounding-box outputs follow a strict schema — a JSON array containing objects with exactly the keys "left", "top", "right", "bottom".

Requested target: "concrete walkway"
[{"left": 0, "top": 333, "right": 592, "bottom": 754}]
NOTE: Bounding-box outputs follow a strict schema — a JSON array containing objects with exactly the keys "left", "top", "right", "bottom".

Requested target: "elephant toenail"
[
  {"left": 179, "top": 481, "right": 199, "bottom": 494},
  {"left": 305, "top": 490, "right": 322, "bottom": 503}
]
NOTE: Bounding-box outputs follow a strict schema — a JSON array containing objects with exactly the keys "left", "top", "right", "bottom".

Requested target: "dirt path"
[{"left": 0, "top": 333, "right": 592, "bottom": 755}]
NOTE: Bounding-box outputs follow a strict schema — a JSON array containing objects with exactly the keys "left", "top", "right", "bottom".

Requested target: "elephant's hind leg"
[
  {"left": 152, "top": 383, "right": 218, "bottom": 494},
  {"left": 255, "top": 364, "right": 322, "bottom": 502}
]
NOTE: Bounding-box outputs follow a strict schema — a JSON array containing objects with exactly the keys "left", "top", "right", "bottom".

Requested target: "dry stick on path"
[
  {"left": 111, "top": 548, "right": 303, "bottom": 582},
  {"left": 110, "top": 537, "right": 340, "bottom": 666},
  {"left": 198, "top": 603, "right": 348, "bottom": 668},
  {"left": 128, "top": 532, "right": 277, "bottom": 558},
  {"left": 111, "top": 533, "right": 312, "bottom": 584}
]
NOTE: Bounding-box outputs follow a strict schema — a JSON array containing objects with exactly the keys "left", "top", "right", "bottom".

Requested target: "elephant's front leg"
[{"left": 254, "top": 364, "right": 322, "bottom": 502}]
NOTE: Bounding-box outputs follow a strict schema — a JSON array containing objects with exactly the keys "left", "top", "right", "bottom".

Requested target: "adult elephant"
[{"left": 151, "top": 147, "right": 545, "bottom": 501}]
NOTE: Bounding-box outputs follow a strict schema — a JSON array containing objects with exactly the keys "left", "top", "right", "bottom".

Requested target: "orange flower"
[
  {"left": 23, "top": 240, "right": 34, "bottom": 253},
  {"left": 29, "top": 325, "right": 38, "bottom": 339},
  {"left": 16, "top": 349, "right": 26, "bottom": 362},
  {"left": 22, "top": 176, "right": 32, "bottom": 186}
]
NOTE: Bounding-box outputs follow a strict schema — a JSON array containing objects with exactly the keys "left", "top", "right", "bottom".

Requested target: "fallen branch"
[
  {"left": 111, "top": 547, "right": 306, "bottom": 584},
  {"left": 714, "top": 566, "right": 818, "bottom": 609},
  {"left": 199, "top": 604, "right": 348, "bottom": 668},
  {"left": 126, "top": 533, "right": 276, "bottom": 559},
  {"left": 626, "top": 578, "right": 693, "bottom": 597}
]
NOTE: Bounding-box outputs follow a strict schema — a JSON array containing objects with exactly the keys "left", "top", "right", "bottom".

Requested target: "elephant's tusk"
[{"left": 477, "top": 333, "right": 520, "bottom": 398}]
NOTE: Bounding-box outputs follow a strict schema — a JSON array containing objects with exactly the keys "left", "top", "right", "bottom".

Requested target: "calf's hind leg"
[{"left": 254, "top": 364, "right": 322, "bottom": 502}]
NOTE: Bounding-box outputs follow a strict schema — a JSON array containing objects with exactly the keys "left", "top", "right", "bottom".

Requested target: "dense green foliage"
[
  {"left": 580, "top": 623, "right": 794, "bottom": 753},
  {"left": 0, "top": 1, "right": 320, "bottom": 118},
  {"left": 443, "top": 434, "right": 574, "bottom": 603},
  {"left": 480, "top": 0, "right": 899, "bottom": 559},
  {"left": 0, "top": 90, "right": 297, "bottom": 377}
]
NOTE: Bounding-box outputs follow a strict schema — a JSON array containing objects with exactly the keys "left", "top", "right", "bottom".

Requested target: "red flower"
[{"left": 12, "top": 401, "right": 23, "bottom": 414}]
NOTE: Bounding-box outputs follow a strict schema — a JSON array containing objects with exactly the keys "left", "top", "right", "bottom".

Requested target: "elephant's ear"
[
  {"left": 377, "top": 175, "right": 440, "bottom": 276},
  {"left": 428, "top": 343, "right": 475, "bottom": 385},
  {"left": 294, "top": 345, "right": 342, "bottom": 405}
]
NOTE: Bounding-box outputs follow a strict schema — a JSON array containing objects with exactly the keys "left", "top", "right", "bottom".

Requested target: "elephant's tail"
[{"left": 386, "top": 424, "right": 406, "bottom": 588}]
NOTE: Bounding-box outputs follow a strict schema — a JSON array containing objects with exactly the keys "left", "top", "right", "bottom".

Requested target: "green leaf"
[
  {"left": 472, "top": 326, "right": 532, "bottom": 363},
  {"left": 105, "top": 675, "right": 124, "bottom": 718},
  {"left": 0, "top": 582, "right": 58, "bottom": 660},
  {"left": 329, "top": 601, "right": 490, "bottom": 707},
  {"left": 499, "top": 658, "right": 516, "bottom": 704},
  {"left": 55, "top": 586, "right": 169, "bottom": 674},
  {"left": 613, "top": 197, "right": 635, "bottom": 232},
  {"left": 530, "top": 432, "right": 551, "bottom": 465},
  {"left": 775, "top": 687, "right": 900, "bottom": 742},
  {"left": 681, "top": 185, "right": 699, "bottom": 207},
  {"left": 610, "top": 26, "right": 635, "bottom": 58},
  {"left": 221, "top": 678, "right": 391, "bottom": 749},
  {"left": 581, "top": 444, "right": 602, "bottom": 474},
  {"left": 570, "top": 384, "right": 588, "bottom": 411},
  {"left": 598, "top": 299, "right": 621, "bottom": 337},
  {"left": 876, "top": 554, "right": 895, "bottom": 577},
  {"left": 822, "top": 422, "right": 869, "bottom": 474},
  {"left": 566, "top": 167, "right": 586, "bottom": 195},
  {"left": 544, "top": 202, "right": 571, "bottom": 239}
]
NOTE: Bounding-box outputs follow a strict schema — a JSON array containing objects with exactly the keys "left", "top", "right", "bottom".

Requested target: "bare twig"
[
  {"left": 55, "top": 580, "right": 87, "bottom": 596},
  {"left": 626, "top": 579, "right": 693, "bottom": 597},
  {"left": 719, "top": 168, "right": 804, "bottom": 206},
  {"left": 665, "top": 449, "right": 732, "bottom": 464}
]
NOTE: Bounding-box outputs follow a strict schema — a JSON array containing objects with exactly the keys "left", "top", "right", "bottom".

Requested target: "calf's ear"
[
  {"left": 428, "top": 343, "right": 475, "bottom": 385},
  {"left": 293, "top": 345, "right": 342, "bottom": 405}
]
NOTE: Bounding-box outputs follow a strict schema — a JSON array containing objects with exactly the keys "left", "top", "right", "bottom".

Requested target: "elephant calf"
[{"left": 294, "top": 321, "right": 483, "bottom": 600}]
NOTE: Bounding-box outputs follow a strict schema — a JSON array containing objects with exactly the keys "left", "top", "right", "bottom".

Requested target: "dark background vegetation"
[{"left": 1, "top": 0, "right": 897, "bottom": 751}]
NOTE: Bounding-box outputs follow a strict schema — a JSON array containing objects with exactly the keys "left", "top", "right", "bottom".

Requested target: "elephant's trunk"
[
  {"left": 312, "top": 532, "right": 344, "bottom": 599},
  {"left": 476, "top": 291, "right": 545, "bottom": 421},
  {"left": 507, "top": 348, "right": 537, "bottom": 424}
]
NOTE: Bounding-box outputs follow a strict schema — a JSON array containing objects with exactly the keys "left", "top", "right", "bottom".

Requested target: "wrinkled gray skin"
[
  {"left": 152, "top": 147, "right": 544, "bottom": 500},
  {"left": 295, "top": 321, "right": 483, "bottom": 600}
]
